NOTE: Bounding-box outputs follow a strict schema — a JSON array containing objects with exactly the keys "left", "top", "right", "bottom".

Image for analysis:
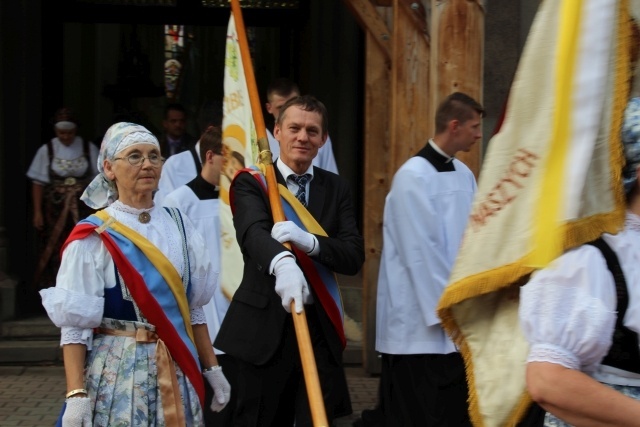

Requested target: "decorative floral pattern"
[{"left": 85, "top": 318, "right": 204, "bottom": 427}]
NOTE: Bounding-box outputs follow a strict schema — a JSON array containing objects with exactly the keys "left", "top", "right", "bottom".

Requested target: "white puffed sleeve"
[
  {"left": 519, "top": 245, "right": 617, "bottom": 374},
  {"left": 40, "top": 234, "right": 110, "bottom": 349},
  {"left": 181, "top": 212, "right": 218, "bottom": 315},
  {"left": 26, "top": 144, "right": 51, "bottom": 184}
]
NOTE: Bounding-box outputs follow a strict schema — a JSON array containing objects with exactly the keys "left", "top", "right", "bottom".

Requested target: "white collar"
[{"left": 276, "top": 158, "right": 314, "bottom": 181}]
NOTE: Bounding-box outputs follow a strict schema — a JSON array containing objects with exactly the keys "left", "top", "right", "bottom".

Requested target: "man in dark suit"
[
  {"left": 159, "top": 103, "right": 197, "bottom": 158},
  {"left": 214, "top": 95, "right": 364, "bottom": 427}
]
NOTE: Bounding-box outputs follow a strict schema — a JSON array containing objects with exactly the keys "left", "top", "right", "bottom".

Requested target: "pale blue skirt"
[{"left": 85, "top": 318, "right": 204, "bottom": 427}]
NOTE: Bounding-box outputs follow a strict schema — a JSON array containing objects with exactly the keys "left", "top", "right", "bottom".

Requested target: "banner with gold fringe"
[{"left": 437, "top": 0, "right": 634, "bottom": 425}]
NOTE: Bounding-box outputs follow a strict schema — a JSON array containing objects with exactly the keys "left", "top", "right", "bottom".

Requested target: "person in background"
[
  {"left": 26, "top": 107, "right": 99, "bottom": 290},
  {"left": 40, "top": 122, "right": 230, "bottom": 426},
  {"left": 153, "top": 101, "right": 222, "bottom": 206},
  {"left": 519, "top": 97, "right": 640, "bottom": 426},
  {"left": 214, "top": 95, "right": 364, "bottom": 426},
  {"left": 159, "top": 102, "right": 197, "bottom": 159},
  {"left": 373, "top": 92, "right": 483, "bottom": 426},
  {"left": 163, "top": 126, "right": 238, "bottom": 426},
  {"left": 265, "top": 78, "right": 339, "bottom": 174}
]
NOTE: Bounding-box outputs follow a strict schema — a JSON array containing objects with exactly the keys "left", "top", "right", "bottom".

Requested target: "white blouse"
[
  {"left": 26, "top": 137, "right": 99, "bottom": 184},
  {"left": 40, "top": 200, "right": 218, "bottom": 348},
  {"left": 519, "top": 212, "right": 640, "bottom": 385}
]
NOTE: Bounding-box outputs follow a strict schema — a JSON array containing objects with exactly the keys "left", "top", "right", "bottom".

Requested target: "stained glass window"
[{"left": 164, "top": 25, "right": 185, "bottom": 99}]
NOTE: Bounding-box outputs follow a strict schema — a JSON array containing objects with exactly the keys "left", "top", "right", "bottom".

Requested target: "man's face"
[
  {"left": 274, "top": 105, "right": 327, "bottom": 174},
  {"left": 452, "top": 111, "right": 482, "bottom": 153},
  {"left": 266, "top": 92, "right": 298, "bottom": 121},
  {"left": 163, "top": 109, "right": 186, "bottom": 139}
]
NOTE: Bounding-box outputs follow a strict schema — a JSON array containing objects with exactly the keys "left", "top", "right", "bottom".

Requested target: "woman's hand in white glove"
[
  {"left": 203, "top": 367, "right": 231, "bottom": 412},
  {"left": 62, "top": 397, "right": 92, "bottom": 427}
]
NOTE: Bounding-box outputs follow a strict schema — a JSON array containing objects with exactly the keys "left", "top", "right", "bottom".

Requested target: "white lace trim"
[
  {"left": 110, "top": 200, "right": 154, "bottom": 216},
  {"left": 105, "top": 203, "right": 184, "bottom": 277},
  {"left": 60, "top": 326, "right": 94, "bottom": 350},
  {"left": 527, "top": 343, "right": 581, "bottom": 370},
  {"left": 191, "top": 307, "right": 206, "bottom": 324}
]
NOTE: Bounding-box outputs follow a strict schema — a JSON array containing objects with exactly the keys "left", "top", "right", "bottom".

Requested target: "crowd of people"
[{"left": 30, "top": 73, "right": 640, "bottom": 426}]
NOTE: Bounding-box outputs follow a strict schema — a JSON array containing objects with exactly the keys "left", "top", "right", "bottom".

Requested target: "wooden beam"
[
  {"left": 390, "top": 0, "right": 431, "bottom": 173},
  {"left": 399, "top": 0, "right": 429, "bottom": 39},
  {"left": 431, "top": 0, "right": 484, "bottom": 177},
  {"left": 341, "top": 0, "right": 392, "bottom": 62},
  {"left": 362, "top": 30, "right": 391, "bottom": 374}
]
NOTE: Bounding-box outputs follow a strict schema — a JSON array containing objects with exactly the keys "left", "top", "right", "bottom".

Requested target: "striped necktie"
[{"left": 290, "top": 174, "right": 311, "bottom": 207}]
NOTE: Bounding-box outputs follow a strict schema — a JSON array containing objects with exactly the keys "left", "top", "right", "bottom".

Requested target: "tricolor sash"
[
  {"left": 231, "top": 168, "right": 347, "bottom": 348},
  {"left": 62, "top": 210, "right": 205, "bottom": 407}
]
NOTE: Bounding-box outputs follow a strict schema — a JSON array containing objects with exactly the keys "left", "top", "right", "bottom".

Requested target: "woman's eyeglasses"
[{"left": 113, "top": 153, "right": 165, "bottom": 167}]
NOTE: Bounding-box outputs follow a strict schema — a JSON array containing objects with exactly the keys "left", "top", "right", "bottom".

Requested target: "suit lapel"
[{"left": 307, "top": 167, "right": 326, "bottom": 219}]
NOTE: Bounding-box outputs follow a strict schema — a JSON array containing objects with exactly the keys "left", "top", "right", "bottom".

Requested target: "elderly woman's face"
[{"left": 105, "top": 144, "right": 162, "bottom": 196}]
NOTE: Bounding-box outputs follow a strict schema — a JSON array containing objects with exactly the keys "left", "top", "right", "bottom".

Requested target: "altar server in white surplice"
[{"left": 374, "top": 93, "right": 484, "bottom": 427}]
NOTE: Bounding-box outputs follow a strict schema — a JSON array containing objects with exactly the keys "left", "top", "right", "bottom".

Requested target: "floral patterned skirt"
[
  {"left": 85, "top": 318, "right": 204, "bottom": 427},
  {"left": 543, "top": 382, "right": 640, "bottom": 426}
]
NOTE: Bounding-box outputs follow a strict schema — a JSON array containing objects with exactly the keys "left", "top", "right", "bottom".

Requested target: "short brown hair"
[
  {"left": 199, "top": 126, "right": 222, "bottom": 159},
  {"left": 435, "top": 92, "right": 484, "bottom": 134},
  {"left": 276, "top": 95, "right": 329, "bottom": 136},
  {"left": 266, "top": 78, "right": 300, "bottom": 102}
]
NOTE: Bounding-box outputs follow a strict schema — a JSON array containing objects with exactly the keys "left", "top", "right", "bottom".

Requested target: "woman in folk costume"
[
  {"left": 26, "top": 107, "right": 99, "bottom": 289},
  {"left": 519, "top": 97, "right": 640, "bottom": 425},
  {"left": 39, "top": 122, "right": 230, "bottom": 426}
]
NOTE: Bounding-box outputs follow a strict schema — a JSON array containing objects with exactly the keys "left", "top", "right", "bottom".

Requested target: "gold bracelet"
[{"left": 65, "top": 388, "right": 88, "bottom": 399}]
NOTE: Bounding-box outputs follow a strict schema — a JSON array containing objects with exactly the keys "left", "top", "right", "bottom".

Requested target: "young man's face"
[
  {"left": 452, "top": 111, "right": 482, "bottom": 153},
  {"left": 163, "top": 109, "right": 187, "bottom": 139}
]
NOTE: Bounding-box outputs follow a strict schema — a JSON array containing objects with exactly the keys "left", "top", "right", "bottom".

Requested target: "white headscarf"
[{"left": 80, "top": 122, "right": 160, "bottom": 209}]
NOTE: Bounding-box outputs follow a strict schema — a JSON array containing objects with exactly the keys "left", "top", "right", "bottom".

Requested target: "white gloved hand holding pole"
[
  {"left": 62, "top": 397, "right": 92, "bottom": 427},
  {"left": 271, "top": 221, "right": 318, "bottom": 255},
  {"left": 273, "top": 256, "right": 310, "bottom": 314},
  {"left": 203, "top": 366, "right": 231, "bottom": 412}
]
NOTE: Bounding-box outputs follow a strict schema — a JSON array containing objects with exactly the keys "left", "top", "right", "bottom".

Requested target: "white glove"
[
  {"left": 203, "top": 367, "right": 231, "bottom": 412},
  {"left": 273, "top": 256, "right": 310, "bottom": 313},
  {"left": 272, "top": 221, "right": 318, "bottom": 255},
  {"left": 62, "top": 397, "right": 92, "bottom": 427}
]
